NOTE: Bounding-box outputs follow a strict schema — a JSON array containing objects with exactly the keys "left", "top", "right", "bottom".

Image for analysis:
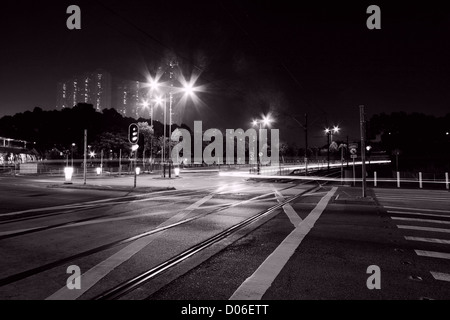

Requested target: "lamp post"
[
  {"left": 71, "top": 143, "right": 76, "bottom": 167},
  {"left": 325, "top": 126, "right": 340, "bottom": 171},
  {"left": 148, "top": 78, "right": 198, "bottom": 178},
  {"left": 252, "top": 115, "right": 273, "bottom": 175}
]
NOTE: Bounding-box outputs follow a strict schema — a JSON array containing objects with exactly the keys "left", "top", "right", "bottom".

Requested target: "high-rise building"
[
  {"left": 113, "top": 79, "right": 142, "bottom": 118},
  {"left": 56, "top": 69, "right": 112, "bottom": 111}
]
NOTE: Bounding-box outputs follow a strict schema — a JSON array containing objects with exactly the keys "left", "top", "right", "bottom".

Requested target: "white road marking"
[
  {"left": 385, "top": 206, "right": 450, "bottom": 214},
  {"left": 0, "top": 189, "right": 182, "bottom": 217},
  {"left": 397, "top": 225, "right": 450, "bottom": 234},
  {"left": 0, "top": 226, "right": 48, "bottom": 237},
  {"left": 46, "top": 194, "right": 214, "bottom": 300},
  {"left": 273, "top": 189, "right": 302, "bottom": 227},
  {"left": 391, "top": 217, "right": 450, "bottom": 225},
  {"left": 431, "top": 272, "right": 450, "bottom": 282},
  {"left": 405, "top": 237, "right": 450, "bottom": 245},
  {"left": 388, "top": 211, "right": 450, "bottom": 219},
  {"left": 415, "top": 250, "right": 450, "bottom": 260},
  {"left": 230, "top": 187, "right": 337, "bottom": 300},
  {"left": 378, "top": 197, "right": 450, "bottom": 203}
]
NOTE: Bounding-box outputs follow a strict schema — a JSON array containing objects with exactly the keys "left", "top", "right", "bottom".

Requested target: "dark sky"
[{"left": 1, "top": 0, "right": 449, "bottom": 146}]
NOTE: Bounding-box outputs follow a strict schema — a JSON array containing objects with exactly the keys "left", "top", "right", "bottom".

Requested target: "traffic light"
[{"left": 129, "top": 124, "right": 139, "bottom": 144}]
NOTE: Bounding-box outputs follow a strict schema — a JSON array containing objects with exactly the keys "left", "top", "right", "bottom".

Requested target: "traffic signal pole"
[
  {"left": 83, "top": 129, "right": 87, "bottom": 185},
  {"left": 360, "top": 105, "right": 367, "bottom": 197}
]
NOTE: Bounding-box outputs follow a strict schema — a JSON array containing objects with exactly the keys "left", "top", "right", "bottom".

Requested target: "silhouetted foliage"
[{"left": 0, "top": 104, "right": 190, "bottom": 159}]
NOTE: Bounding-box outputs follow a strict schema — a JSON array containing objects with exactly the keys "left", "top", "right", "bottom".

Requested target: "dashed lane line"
[
  {"left": 391, "top": 217, "right": 450, "bottom": 225},
  {"left": 397, "top": 225, "right": 450, "bottom": 234},
  {"left": 385, "top": 206, "right": 450, "bottom": 214},
  {"left": 415, "top": 250, "right": 450, "bottom": 260},
  {"left": 405, "top": 237, "right": 450, "bottom": 245},
  {"left": 388, "top": 211, "right": 450, "bottom": 219},
  {"left": 430, "top": 272, "right": 450, "bottom": 282}
]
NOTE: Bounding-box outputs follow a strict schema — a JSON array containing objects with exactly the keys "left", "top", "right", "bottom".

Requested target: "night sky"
[{"left": 1, "top": 0, "right": 449, "bottom": 146}]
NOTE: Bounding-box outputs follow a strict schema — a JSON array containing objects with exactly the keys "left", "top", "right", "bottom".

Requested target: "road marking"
[
  {"left": 0, "top": 226, "right": 48, "bottom": 237},
  {"left": 385, "top": 206, "right": 450, "bottom": 214},
  {"left": 388, "top": 211, "right": 450, "bottom": 219},
  {"left": 273, "top": 189, "right": 302, "bottom": 227},
  {"left": 431, "top": 272, "right": 450, "bottom": 282},
  {"left": 0, "top": 189, "right": 184, "bottom": 217},
  {"left": 230, "top": 187, "right": 337, "bottom": 300},
  {"left": 397, "top": 225, "right": 450, "bottom": 234},
  {"left": 46, "top": 194, "right": 214, "bottom": 300},
  {"left": 415, "top": 250, "right": 450, "bottom": 260},
  {"left": 378, "top": 197, "right": 450, "bottom": 203},
  {"left": 405, "top": 237, "right": 450, "bottom": 245},
  {"left": 392, "top": 217, "right": 450, "bottom": 225}
]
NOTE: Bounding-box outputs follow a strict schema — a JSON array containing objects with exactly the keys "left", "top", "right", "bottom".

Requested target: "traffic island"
[{"left": 332, "top": 186, "right": 377, "bottom": 206}]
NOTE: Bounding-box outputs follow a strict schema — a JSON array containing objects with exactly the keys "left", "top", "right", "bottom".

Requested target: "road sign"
[
  {"left": 129, "top": 124, "right": 139, "bottom": 144},
  {"left": 351, "top": 155, "right": 357, "bottom": 159},
  {"left": 349, "top": 143, "right": 358, "bottom": 155}
]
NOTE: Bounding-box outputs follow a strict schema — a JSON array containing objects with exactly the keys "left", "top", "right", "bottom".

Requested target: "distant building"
[
  {"left": 113, "top": 79, "right": 142, "bottom": 118},
  {"left": 56, "top": 69, "right": 112, "bottom": 111},
  {"left": 56, "top": 66, "right": 185, "bottom": 124}
]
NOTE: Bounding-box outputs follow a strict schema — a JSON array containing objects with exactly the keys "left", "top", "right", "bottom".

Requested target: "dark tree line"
[{"left": 0, "top": 104, "right": 190, "bottom": 159}]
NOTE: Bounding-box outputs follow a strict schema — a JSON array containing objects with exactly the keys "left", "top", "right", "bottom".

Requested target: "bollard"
[
  {"left": 397, "top": 172, "right": 401, "bottom": 188},
  {"left": 419, "top": 172, "right": 423, "bottom": 189},
  {"left": 446, "top": 172, "right": 449, "bottom": 190},
  {"left": 374, "top": 171, "right": 377, "bottom": 187},
  {"left": 169, "top": 162, "right": 172, "bottom": 179}
]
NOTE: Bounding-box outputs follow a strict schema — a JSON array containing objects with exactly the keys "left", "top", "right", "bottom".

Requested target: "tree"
[
  {"left": 92, "top": 132, "right": 131, "bottom": 158},
  {"left": 137, "top": 122, "right": 154, "bottom": 168}
]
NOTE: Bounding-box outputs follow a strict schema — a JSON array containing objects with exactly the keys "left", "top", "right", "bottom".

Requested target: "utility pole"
[
  {"left": 119, "top": 149, "right": 122, "bottom": 176},
  {"left": 346, "top": 136, "right": 349, "bottom": 168},
  {"left": 83, "top": 129, "right": 87, "bottom": 185},
  {"left": 304, "top": 113, "right": 308, "bottom": 176},
  {"left": 327, "top": 132, "right": 330, "bottom": 172},
  {"left": 360, "top": 105, "right": 367, "bottom": 197}
]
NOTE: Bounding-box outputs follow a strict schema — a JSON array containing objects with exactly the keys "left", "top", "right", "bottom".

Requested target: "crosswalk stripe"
[
  {"left": 392, "top": 217, "right": 450, "bottom": 225},
  {"left": 385, "top": 206, "right": 450, "bottom": 214},
  {"left": 379, "top": 197, "right": 450, "bottom": 203},
  {"left": 431, "top": 272, "right": 450, "bottom": 282},
  {"left": 398, "top": 225, "right": 450, "bottom": 234},
  {"left": 415, "top": 250, "right": 450, "bottom": 260},
  {"left": 388, "top": 211, "right": 450, "bottom": 219},
  {"left": 405, "top": 237, "right": 450, "bottom": 244},
  {"left": 379, "top": 197, "right": 450, "bottom": 202}
]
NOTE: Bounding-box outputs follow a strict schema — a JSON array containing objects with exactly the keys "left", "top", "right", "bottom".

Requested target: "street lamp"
[
  {"left": 151, "top": 80, "right": 198, "bottom": 177},
  {"left": 252, "top": 115, "right": 273, "bottom": 175},
  {"left": 325, "top": 126, "right": 340, "bottom": 171},
  {"left": 71, "top": 143, "right": 76, "bottom": 167}
]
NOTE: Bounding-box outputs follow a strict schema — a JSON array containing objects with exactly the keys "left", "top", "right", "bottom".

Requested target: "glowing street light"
[
  {"left": 325, "top": 125, "right": 341, "bottom": 171},
  {"left": 252, "top": 114, "right": 274, "bottom": 175},
  {"left": 182, "top": 83, "right": 196, "bottom": 96},
  {"left": 149, "top": 78, "right": 160, "bottom": 90}
]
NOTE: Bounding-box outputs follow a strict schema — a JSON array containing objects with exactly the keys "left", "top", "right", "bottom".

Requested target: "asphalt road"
[
  {"left": 0, "top": 173, "right": 314, "bottom": 299},
  {"left": 0, "top": 172, "right": 448, "bottom": 300}
]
